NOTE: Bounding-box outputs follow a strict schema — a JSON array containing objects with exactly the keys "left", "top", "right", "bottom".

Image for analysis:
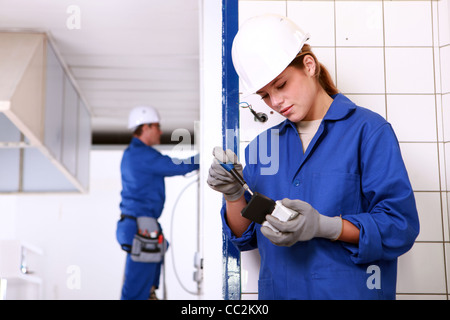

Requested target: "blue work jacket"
[
  {"left": 120, "top": 137, "right": 199, "bottom": 219},
  {"left": 221, "top": 94, "right": 419, "bottom": 300}
]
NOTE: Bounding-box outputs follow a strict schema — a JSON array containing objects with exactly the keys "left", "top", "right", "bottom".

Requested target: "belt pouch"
[{"left": 130, "top": 217, "right": 166, "bottom": 263}]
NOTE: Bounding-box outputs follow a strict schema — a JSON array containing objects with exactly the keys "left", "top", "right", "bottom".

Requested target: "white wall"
[
  {"left": 439, "top": 0, "right": 450, "bottom": 301},
  {"left": 0, "top": 150, "right": 124, "bottom": 299},
  {"left": 0, "top": 0, "right": 226, "bottom": 300},
  {"left": 238, "top": 0, "right": 450, "bottom": 300},
  {"left": 198, "top": 0, "right": 226, "bottom": 300},
  {"left": 0, "top": 147, "right": 218, "bottom": 300}
]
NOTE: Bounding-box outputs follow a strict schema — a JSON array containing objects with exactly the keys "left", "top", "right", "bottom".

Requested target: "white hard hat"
[
  {"left": 128, "top": 105, "right": 160, "bottom": 130},
  {"left": 231, "top": 14, "right": 310, "bottom": 96}
]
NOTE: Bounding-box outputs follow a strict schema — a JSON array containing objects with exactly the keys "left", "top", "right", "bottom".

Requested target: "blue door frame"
[{"left": 221, "top": 0, "right": 240, "bottom": 300}]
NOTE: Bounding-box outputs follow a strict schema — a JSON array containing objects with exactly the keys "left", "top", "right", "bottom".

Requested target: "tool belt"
[{"left": 124, "top": 215, "right": 167, "bottom": 263}]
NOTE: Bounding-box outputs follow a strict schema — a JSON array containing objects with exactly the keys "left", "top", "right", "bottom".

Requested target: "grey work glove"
[
  {"left": 207, "top": 147, "right": 244, "bottom": 201},
  {"left": 261, "top": 198, "right": 343, "bottom": 247}
]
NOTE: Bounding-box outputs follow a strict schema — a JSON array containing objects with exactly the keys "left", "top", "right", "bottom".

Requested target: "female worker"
[{"left": 207, "top": 14, "right": 419, "bottom": 299}]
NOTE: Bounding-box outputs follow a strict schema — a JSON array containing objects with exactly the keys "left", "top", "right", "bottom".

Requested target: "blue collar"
[
  {"left": 278, "top": 93, "right": 357, "bottom": 134},
  {"left": 131, "top": 137, "right": 146, "bottom": 146}
]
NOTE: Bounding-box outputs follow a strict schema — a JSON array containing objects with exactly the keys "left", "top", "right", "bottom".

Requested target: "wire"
[
  {"left": 169, "top": 176, "right": 200, "bottom": 296},
  {"left": 239, "top": 101, "right": 268, "bottom": 122}
]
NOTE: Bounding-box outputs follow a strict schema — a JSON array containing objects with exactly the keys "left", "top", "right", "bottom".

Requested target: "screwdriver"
[{"left": 219, "top": 162, "right": 254, "bottom": 196}]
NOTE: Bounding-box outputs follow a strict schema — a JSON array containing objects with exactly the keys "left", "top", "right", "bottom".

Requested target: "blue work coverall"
[
  {"left": 117, "top": 137, "right": 199, "bottom": 300},
  {"left": 221, "top": 94, "right": 419, "bottom": 300}
]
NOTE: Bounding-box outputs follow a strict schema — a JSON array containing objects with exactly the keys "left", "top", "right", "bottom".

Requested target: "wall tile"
[
  {"left": 313, "top": 47, "right": 336, "bottom": 85},
  {"left": 385, "top": 48, "right": 435, "bottom": 94},
  {"left": 387, "top": 95, "right": 437, "bottom": 142},
  {"left": 288, "top": 1, "right": 335, "bottom": 47},
  {"left": 335, "top": 0, "right": 383, "bottom": 47},
  {"left": 439, "top": 143, "right": 447, "bottom": 192},
  {"left": 446, "top": 143, "right": 450, "bottom": 191},
  {"left": 434, "top": 46, "right": 441, "bottom": 95},
  {"left": 432, "top": 0, "right": 440, "bottom": 48},
  {"left": 400, "top": 143, "right": 440, "bottom": 191},
  {"left": 437, "top": 94, "right": 443, "bottom": 142},
  {"left": 384, "top": 1, "right": 432, "bottom": 47},
  {"left": 240, "top": 249, "right": 261, "bottom": 293},
  {"left": 396, "top": 294, "right": 447, "bottom": 300},
  {"left": 440, "top": 46, "right": 450, "bottom": 94},
  {"left": 446, "top": 243, "right": 450, "bottom": 294},
  {"left": 346, "top": 94, "right": 386, "bottom": 119},
  {"left": 241, "top": 293, "right": 259, "bottom": 300},
  {"left": 397, "top": 243, "right": 446, "bottom": 294},
  {"left": 238, "top": 0, "right": 286, "bottom": 26},
  {"left": 443, "top": 94, "right": 450, "bottom": 142},
  {"left": 442, "top": 192, "right": 449, "bottom": 241},
  {"left": 336, "top": 47, "right": 385, "bottom": 94},
  {"left": 414, "top": 192, "right": 443, "bottom": 242},
  {"left": 438, "top": 0, "right": 450, "bottom": 47}
]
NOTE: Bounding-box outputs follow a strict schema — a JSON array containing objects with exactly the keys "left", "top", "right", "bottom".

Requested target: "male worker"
[{"left": 116, "top": 105, "right": 199, "bottom": 300}]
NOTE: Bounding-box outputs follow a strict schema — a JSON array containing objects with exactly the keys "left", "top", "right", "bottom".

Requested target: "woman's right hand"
[{"left": 206, "top": 147, "right": 244, "bottom": 201}]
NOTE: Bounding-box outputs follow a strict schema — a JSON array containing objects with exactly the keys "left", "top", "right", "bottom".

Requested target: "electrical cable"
[{"left": 169, "top": 175, "right": 200, "bottom": 296}]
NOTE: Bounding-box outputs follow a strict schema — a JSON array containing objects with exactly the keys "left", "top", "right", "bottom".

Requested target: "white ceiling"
[{"left": 0, "top": 0, "right": 200, "bottom": 141}]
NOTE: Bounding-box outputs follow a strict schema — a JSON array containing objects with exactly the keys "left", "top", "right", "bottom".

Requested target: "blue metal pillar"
[{"left": 222, "top": 0, "right": 240, "bottom": 300}]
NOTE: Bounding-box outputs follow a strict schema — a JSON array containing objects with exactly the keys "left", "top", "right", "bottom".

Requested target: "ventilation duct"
[{"left": 0, "top": 32, "right": 91, "bottom": 193}]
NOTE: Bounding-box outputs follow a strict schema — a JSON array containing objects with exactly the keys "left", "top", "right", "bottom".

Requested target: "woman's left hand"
[{"left": 261, "top": 198, "right": 343, "bottom": 247}]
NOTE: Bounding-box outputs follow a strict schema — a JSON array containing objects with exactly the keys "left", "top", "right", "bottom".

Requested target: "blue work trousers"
[{"left": 121, "top": 254, "right": 162, "bottom": 300}]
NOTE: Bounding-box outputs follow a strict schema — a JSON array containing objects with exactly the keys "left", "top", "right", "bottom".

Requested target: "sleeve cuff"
[
  {"left": 341, "top": 213, "right": 383, "bottom": 264},
  {"left": 220, "top": 199, "right": 258, "bottom": 251}
]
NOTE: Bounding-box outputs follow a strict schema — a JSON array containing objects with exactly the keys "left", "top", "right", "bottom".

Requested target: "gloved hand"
[
  {"left": 207, "top": 147, "right": 244, "bottom": 201},
  {"left": 261, "top": 198, "right": 343, "bottom": 247}
]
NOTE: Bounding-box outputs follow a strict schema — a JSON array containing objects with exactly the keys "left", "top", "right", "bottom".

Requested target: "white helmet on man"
[
  {"left": 231, "top": 14, "right": 310, "bottom": 96},
  {"left": 128, "top": 105, "right": 160, "bottom": 130}
]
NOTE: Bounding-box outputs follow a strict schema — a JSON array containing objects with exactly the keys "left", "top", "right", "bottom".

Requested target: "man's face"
[{"left": 144, "top": 123, "right": 162, "bottom": 146}]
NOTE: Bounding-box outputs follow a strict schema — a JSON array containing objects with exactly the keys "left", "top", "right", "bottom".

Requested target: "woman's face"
[{"left": 256, "top": 56, "right": 319, "bottom": 122}]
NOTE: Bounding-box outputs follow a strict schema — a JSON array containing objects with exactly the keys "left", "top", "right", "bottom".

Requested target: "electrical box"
[{"left": 239, "top": 92, "right": 285, "bottom": 145}]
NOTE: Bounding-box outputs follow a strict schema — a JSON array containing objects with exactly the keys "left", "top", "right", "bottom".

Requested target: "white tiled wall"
[{"left": 238, "top": 0, "right": 450, "bottom": 300}]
